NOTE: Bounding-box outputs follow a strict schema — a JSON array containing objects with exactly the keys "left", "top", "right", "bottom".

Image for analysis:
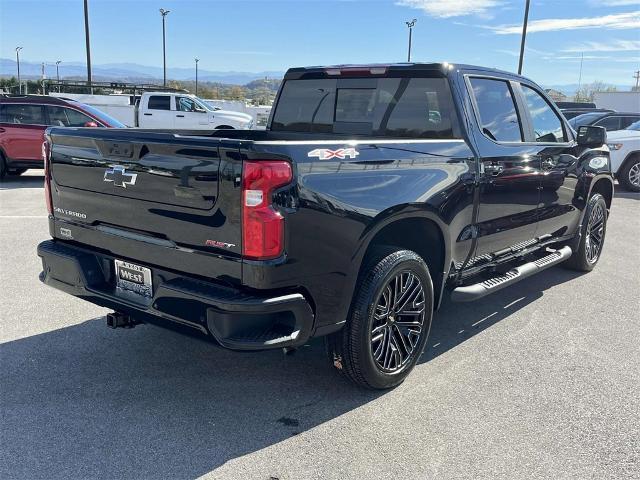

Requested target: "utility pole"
[
  {"left": 15, "top": 47, "right": 22, "bottom": 94},
  {"left": 577, "top": 52, "right": 584, "bottom": 100},
  {"left": 84, "top": 0, "right": 93, "bottom": 93},
  {"left": 633, "top": 70, "right": 640, "bottom": 91},
  {"left": 160, "top": 8, "right": 170, "bottom": 87},
  {"left": 517, "top": 0, "right": 530, "bottom": 75},
  {"left": 41, "top": 62, "right": 46, "bottom": 93},
  {"left": 56, "top": 60, "right": 61, "bottom": 92},
  {"left": 405, "top": 19, "right": 417, "bottom": 62},
  {"left": 195, "top": 58, "right": 199, "bottom": 96}
]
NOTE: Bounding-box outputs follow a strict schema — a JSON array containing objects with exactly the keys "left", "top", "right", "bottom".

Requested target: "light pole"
[
  {"left": 405, "top": 19, "right": 417, "bottom": 62},
  {"left": 15, "top": 46, "right": 22, "bottom": 94},
  {"left": 160, "top": 8, "right": 170, "bottom": 87},
  {"left": 56, "top": 60, "right": 62, "bottom": 92},
  {"left": 517, "top": 0, "right": 530, "bottom": 75},
  {"left": 84, "top": 0, "right": 93, "bottom": 93},
  {"left": 195, "top": 58, "right": 199, "bottom": 96}
]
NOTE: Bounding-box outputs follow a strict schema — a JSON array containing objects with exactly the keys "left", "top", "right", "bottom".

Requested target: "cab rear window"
[{"left": 271, "top": 77, "right": 460, "bottom": 138}]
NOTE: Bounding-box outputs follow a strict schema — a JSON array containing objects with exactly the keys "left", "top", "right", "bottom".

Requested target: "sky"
[{"left": 0, "top": 0, "right": 639, "bottom": 87}]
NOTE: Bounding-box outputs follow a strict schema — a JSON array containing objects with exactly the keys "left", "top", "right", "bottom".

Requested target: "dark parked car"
[
  {"left": 568, "top": 110, "right": 640, "bottom": 132},
  {"left": 38, "top": 63, "right": 613, "bottom": 389},
  {"left": 560, "top": 108, "right": 613, "bottom": 120},
  {"left": 0, "top": 95, "right": 125, "bottom": 179}
]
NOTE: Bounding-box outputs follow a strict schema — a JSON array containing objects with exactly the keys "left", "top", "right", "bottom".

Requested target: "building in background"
[{"left": 594, "top": 91, "right": 640, "bottom": 113}]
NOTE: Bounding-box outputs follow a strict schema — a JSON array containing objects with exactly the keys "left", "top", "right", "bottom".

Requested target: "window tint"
[
  {"left": 271, "top": 77, "right": 459, "bottom": 138},
  {"left": 147, "top": 95, "right": 171, "bottom": 110},
  {"left": 47, "top": 106, "right": 96, "bottom": 127},
  {"left": 594, "top": 116, "right": 621, "bottom": 131},
  {"left": 0, "top": 104, "right": 45, "bottom": 125},
  {"left": 271, "top": 79, "right": 336, "bottom": 133},
  {"left": 470, "top": 78, "right": 522, "bottom": 142},
  {"left": 621, "top": 116, "right": 640, "bottom": 129},
  {"left": 521, "top": 85, "right": 566, "bottom": 142}
]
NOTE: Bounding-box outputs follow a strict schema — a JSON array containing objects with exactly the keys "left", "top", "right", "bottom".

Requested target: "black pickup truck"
[{"left": 38, "top": 63, "right": 613, "bottom": 389}]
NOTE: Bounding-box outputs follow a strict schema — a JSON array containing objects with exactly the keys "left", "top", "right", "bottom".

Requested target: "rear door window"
[
  {"left": 147, "top": 95, "right": 171, "bottom": 110},
  {"left": 47, "top": 106, "right": 97, "bottom": 127},
  {"left": 521, "top": 85, "right": 566, "bottom": 142},
  {"left": 271, "top": 76, "right": 459, "bottom": 138},
  {"left": 0, "top": 104, "right": 45, "bottom": 125},
  {"left": 469, "top": 78, "right": 522, "bottom": 142}
]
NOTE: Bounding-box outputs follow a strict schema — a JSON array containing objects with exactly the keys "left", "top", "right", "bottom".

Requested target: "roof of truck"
[{"left": 284, "top": 62, "right": 523, "bottom": 80}]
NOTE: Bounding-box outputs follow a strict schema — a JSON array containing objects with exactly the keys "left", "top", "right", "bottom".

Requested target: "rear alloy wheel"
[
  {"left": 326, "top": 248, "right": 433, "bottom": 389},
  {"left": 619, "top": 156, "right": 640, "bottom": 192},
  {"left": 564, "top": 193, "right": 608, "bottom": 272},
  {"left": 371, "top": 271, "right": 426, "bottom": 372}
]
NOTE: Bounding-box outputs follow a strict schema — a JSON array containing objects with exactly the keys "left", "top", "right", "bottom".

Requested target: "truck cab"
[{"left": 136, "top": 92, "right": 253, "bottom": 130}]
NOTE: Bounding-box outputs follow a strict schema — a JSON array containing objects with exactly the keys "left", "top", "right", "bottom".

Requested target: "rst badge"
[
  {"left": 308, "top": 147, "right": 359, "bottom": 160},
  {"left": 104, "top": 165, "right": 137, "bottom": 188}
]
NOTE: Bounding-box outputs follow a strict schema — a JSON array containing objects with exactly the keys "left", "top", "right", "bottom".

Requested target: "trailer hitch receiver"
[{"left": 106, "top": 312, "right": 140, "bottom": 329}]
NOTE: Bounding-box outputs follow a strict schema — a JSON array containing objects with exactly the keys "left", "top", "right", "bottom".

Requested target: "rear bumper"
[{"left": 37, "top": 240, "right": 314, "bottom": 350}]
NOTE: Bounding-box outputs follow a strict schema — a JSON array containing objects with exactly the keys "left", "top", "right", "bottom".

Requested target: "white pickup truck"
[
  {"left": 51, "top": 91, "right": 254, "bottom": 130},
  {"left": 136, "top": 92, "right": 253, "bottom": 130}
]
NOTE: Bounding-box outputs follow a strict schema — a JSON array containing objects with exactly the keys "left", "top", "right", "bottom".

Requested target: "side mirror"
[
  {"left": 577, "top": 125, "right": 606, "bottom": 148},
  {"left": 84, "top": 121, "right": 99, "bottom": 128}
]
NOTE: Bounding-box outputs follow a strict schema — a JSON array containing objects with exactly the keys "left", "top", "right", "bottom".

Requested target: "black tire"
[
  {"left": 0, "top": 153, "right": 6, "bottom": 180},
  {"left": 563, "top": 193, "right": 608, "bottom": 272},
  {"left": 214, "top": 125, "right": 234, "bottom": 129},
  {"left": 618, "top": 155, "right": 640, "bottom": 192},
  {"left": 9, "top": 168, "right": 27, "bottom": 176},
  {"left": 326, "top": 248, "right": 434, "bottom": 389}
]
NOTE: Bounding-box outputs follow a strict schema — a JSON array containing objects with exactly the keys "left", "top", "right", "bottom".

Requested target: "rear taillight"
[
  {"left": 42, "top": 141, "right": 53, "bottom": 215},
  {"left": 242, "top": 161, "right": 292, "bottom": 260}
]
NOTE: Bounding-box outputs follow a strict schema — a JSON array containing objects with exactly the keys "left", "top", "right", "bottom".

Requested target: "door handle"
[
  {"left": 176, "top": 114, "right": 185, "bottom": 118},
  {"left": 143, "top": 113, "right": 152, "bottom": 116},
  {"left": 542, "top": 158, "right": 556, "bottom": 170},
  {"left": 0, "top": 127, "right": 5, "bottom": 133},
  {"left": 483, "top": 163, "right": 504, "bottom": 176}
]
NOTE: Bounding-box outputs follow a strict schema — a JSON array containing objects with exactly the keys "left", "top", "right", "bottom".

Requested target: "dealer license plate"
[{"left": 114, "top": 259, "right": 153, "bottom": 298}]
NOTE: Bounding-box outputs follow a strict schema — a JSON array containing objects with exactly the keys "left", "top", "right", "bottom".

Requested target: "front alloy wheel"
[
  {"left": 585, "top": 200, "right": 606, "bottom": 264},
  {"left": 564, "top": 192, "right": 608, "bottom": 272}
]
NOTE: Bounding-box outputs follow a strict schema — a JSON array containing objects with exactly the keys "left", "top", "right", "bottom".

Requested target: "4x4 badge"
[
  {"left": 104, "top": 166, "right": 137, "bottom": 188},
  {"left": 308, "top": 148, "right": 359, "bottom": 160}
]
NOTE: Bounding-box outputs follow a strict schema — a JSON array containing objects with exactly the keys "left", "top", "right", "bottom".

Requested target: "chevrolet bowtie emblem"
[{"left": 104, "top": 166, "right": 137, "bottom": 188}]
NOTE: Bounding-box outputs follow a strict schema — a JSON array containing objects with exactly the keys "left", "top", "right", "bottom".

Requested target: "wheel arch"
[
  {"left": 353, "top": 212, "right": 450, "bottom": 310},
  {"left": 590, "top": 176, "right": 614, "bottom": 210}
]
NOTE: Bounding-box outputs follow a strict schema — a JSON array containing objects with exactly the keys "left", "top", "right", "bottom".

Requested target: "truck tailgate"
[{"left": 46, "top": 128, "right": 243, "bottom": 284}]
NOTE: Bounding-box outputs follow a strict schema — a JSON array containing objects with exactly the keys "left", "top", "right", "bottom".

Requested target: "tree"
[{"left": 575, "top": 81, "right": 618, "bottom": 102}]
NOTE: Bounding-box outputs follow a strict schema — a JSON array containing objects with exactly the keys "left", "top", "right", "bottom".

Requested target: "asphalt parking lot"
[{"left": 1, "top": 172, "right": 639, "bottom": 480}]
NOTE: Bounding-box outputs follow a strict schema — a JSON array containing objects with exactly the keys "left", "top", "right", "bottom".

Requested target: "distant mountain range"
[
  {"left": 1, "top": 58, "right": 633, "bottom": 95},
  {"left": 0, "top": 58, "right": 283, "bottom": 85}
]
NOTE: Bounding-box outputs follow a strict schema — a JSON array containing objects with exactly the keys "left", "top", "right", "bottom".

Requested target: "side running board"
[{"left": 451, "top": 246, "right": 572, "bottom": 302}]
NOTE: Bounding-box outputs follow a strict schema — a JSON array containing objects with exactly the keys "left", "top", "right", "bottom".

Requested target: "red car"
[{"left": 0, "top": 95, "right": 126, "bottom": 179}]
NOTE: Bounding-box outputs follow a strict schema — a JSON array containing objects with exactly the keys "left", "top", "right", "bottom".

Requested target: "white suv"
[{"left": 607, "top": 120, "right": 640, "bottom": 192}]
